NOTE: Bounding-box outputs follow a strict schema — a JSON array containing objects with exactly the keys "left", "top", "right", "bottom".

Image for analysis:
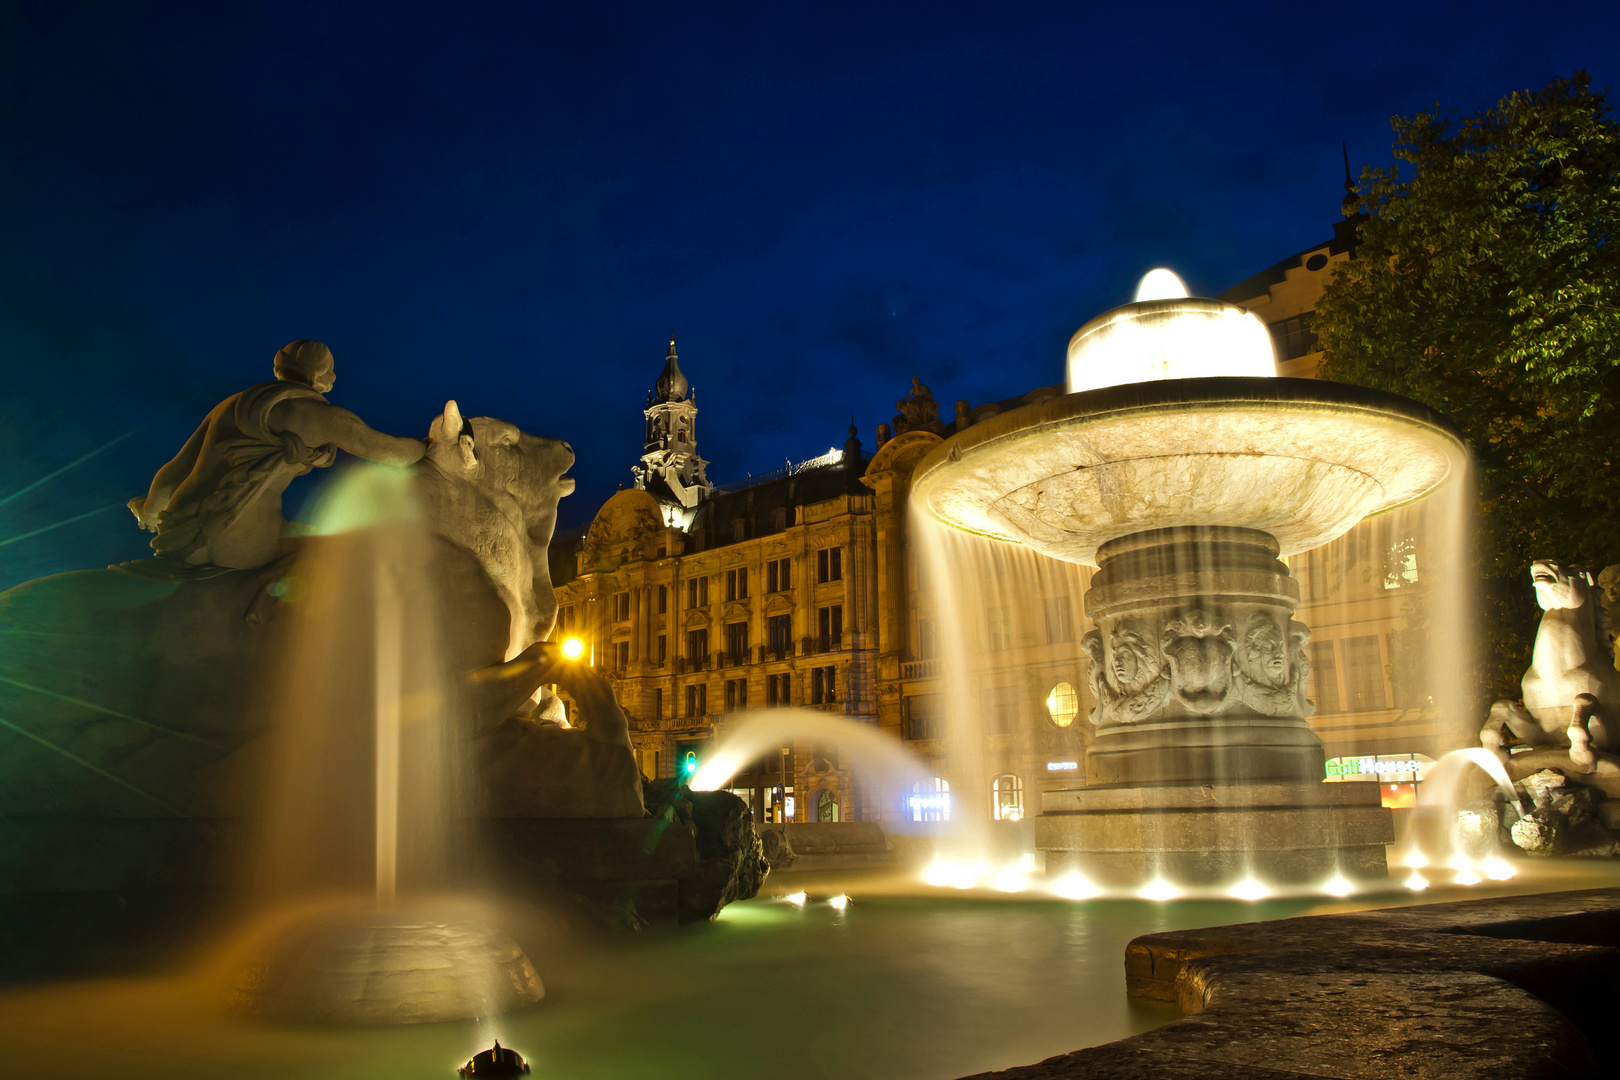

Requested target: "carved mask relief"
[{"left": 1161, "top": 610, "right": 1234, "bottom": 714}]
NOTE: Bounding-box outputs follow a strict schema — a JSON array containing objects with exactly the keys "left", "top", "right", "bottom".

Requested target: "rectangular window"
[
  {"left": 559, "top": 605, "right": 576, "bottom": 633},
  {"left": 613, "top": 640, "right": 629, "bottom": 671},
  {"left": 657, "top": 584, "right": 668, "bottom": 614},
  {"left": 766, "top": 673, "right": 792, "bottom": 707},
  {"left": 725, "top": 621, "right": 749, "bottom": 665},
  {"left": 654, "top": 687, "right": 663, "bottom": 722},
  {"left": 687, "top": 628, "right": 709, "bottom": 670},
  {"left": 811, "top": 666, "right": 837, "bottom": 705},
  {"left": 1044, "top": 597, "right": 1074, "bottom": 644},
  {"left": 685, "top": 683, "right": 707, "bottom": 717},
  {"left": 1342, "top": 635, "right": 1386, "bottom": 712},
  {"left": 981, "top": 685, "right": 1018, "bottom": 733},
  {"left": 656, "top": 634, "right": 667, "bottom": 667},
  {"left": 1268, "top": 312, "right": 1318, "bottom": 361},
  {"left": 612, "top": 592, "right": 630, "bottom": 621},
  {"left": 817, "top": 547, "right": 842, "bottom": 583},
  {"left": 768, "top": 614, "right": 792, "bottom": 657},
  {"left": 686, "top": 577, "right": 709, "bottom": 608},
  {"left": 766, "top": 557, "right": 791, "bottom": 592},
  {"left": 918, "top": 617, "right": 938, "bottom": 660},
  {"left": 726, "top": 567, "right": 749, "bottom": 601},
  {"left": 987, "top": 605, "right": 1011, "bottom": 651},
  {"left": 1308, "top": 641, "right": 1340, "bottom": 714},
  {"left": 1302, "top": 551, "right": 1332, "bottom": 601},
  {"left": 903, "top": 694, "right": 943, "bottom": 740},
  {"left": 817, "top": 605, "right": 843, "bottom": 651},
  {"left": 725, "top": 678, "right": 749, "bottom": 712}
]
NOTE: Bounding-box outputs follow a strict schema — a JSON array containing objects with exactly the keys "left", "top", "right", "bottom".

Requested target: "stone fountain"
[{"left": 910, "top": 271, "right": 1468, "bottom": 886}]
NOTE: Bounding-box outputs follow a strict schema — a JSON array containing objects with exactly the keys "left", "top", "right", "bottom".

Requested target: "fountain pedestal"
[
  {"left": 1081, "top": 527, "right": 1322, "bottom": 787},
  {"left": 1036, "top": 781, "right": 1393, "bottom": 887}
]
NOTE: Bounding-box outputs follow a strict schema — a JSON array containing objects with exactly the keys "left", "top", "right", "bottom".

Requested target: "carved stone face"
[
  {"left": 1107, "top": 621, "right": 1161, "bottom": 695},
  {"left": 1531, "top": 560, "right": 1590, "bottom": 612},
  {"left": 1237, "top": 615, "right": 1289, "bottom": 688},
  {"left": 1598, "top": 565, "right": 1620, "bottom": 604}
]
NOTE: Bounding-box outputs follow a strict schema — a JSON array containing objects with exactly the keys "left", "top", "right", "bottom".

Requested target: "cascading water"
[
  {"left": 234, "top": 463, "right": 542, "bottom": 1024},
  {"left": 906, "top": 506, "right": 1093, "bottom": 876}
]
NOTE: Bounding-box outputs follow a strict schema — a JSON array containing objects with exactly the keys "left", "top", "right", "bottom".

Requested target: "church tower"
[{"left": 632, "top": 340, "right": 712, "bottom": 508}]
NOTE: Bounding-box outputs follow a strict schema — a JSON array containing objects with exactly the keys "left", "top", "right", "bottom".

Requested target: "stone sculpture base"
[
  {"left": 1035, "top": 782, "right": 1393, "bottom": 887},
  {"left": 231, "top": 898, "right": 544, "bottom": 1025}
]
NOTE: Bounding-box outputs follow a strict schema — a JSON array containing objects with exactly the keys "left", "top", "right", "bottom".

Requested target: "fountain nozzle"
[{"left": 458, "top": 1040, "right": 531, "bottom": 1078}]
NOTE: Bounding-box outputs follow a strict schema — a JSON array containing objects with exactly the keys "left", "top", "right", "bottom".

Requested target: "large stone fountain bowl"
[{"left": 911, "top": 376, "right": 1469, "bottom": 566}]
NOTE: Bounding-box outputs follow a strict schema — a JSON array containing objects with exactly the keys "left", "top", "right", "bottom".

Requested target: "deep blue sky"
[{"left": 3, "top": 1, "right": 1619, "bottom": 587}]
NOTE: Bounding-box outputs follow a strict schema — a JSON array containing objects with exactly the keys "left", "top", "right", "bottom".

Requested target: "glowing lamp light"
[
  {"left": 1405, "top": 871, "right": 1429, "bottom": 892},
  {"left": 922, "top": 861, "right": 955, "bottom": 888},
  {"left": 560, "top": 636, "right": 585, "bottom": 660},
  {"left": 784, "top": 891, "right": 807, "bottom": 906},
  {"left": 1229, "top": 876, "right": 1269, "bottom": 901},
  {"left": 1066, "top": 269, "right": 1277, "bottom": 394},
  {"left": 1481, "top": 857, "right": 1515, "bottom": 881},
  {"left": 1403, "top": 850, "right": 1428, "bottom": 870},
  {"left": 827, "top": 893, "right": 850, "bottom": 911},
  {"left": 1454, "top": 868, "right": 1482, "bottom": 886},
  {"left": 1140, "top": 878, "right": 1180, "bottom": 902}
]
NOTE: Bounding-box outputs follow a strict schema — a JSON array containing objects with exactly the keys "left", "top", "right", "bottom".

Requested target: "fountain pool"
[{"left": 8, "top": 863, "right": 1620, "bottom": 1080}]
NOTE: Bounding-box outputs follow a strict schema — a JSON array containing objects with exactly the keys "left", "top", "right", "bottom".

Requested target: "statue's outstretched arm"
[
  {"left": 132, "top": 419, "right": 208, "bottom": 527},
  {"left": 270, "top": 398, "right": 426, "bottom": 466}
]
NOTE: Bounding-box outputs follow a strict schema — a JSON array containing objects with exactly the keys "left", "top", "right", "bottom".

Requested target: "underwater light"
[
  {"left": 922, "top": 861, "right": 954, "bottom": 888},
  {"left": 827, "top": 894, "right": 850, "bottom": 911},
  {"left": 1228, "top": 876, "right": 1269, "bottom": 901},
  {"left": 1405, "top": 871, "right": 1428, "bottom": 892},
  {"left": 1454, "top": 868, "right": 1482, "bottom": 886},
  {"left": 560, "top": 636, "right": 585, "bottom": 660},
  {"left": 784, "top": 891, "right": 807, "bottom": 905},
  {"left": 991, "top": 869, "right": 1027, "bottom": 894},
  {"left": 1481, "top": 856, "right": 1515, "bottom": 881},
  {"left": 1139, "top": 878, "right": 1180, "bottom": 902},
  {"left": 1403, "top": 850, "right": 1428, "bottom": 869},
  {"left": 1322, "top": 874, "right": 1355, "bottom": 898},
  {"left": 1051, "top": 873, "right": 1099, "bottom": 901}
]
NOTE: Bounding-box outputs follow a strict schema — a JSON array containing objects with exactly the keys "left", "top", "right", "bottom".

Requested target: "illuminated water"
[{"left": 8, "top": 862, "right": 1620, "bottom": 1080}]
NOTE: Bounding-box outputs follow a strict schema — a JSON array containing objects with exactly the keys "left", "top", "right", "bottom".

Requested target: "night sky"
[{"left": 3, "top": 1, "right": 1619, "bottom": 588}]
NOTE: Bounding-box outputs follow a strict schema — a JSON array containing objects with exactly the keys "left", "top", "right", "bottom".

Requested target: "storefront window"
[
  {"left": 909, "top": 777, "right": 951, "bottom": 822},
  {"left": 992, "top": 773, "right": 1024, "bottom": 821}
]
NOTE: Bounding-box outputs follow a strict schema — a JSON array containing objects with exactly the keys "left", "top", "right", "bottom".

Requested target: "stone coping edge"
[{"left": 957, "top": 888, "right": 1620, "bottom": 1080}]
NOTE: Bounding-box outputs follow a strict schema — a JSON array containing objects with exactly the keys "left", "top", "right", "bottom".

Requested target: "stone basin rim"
[{"left": 911, "top": 375, "right": 1470, "bottom": 562}]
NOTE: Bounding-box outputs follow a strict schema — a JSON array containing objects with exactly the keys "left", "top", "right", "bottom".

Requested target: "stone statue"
[
  {"left": 1481, "top": 560, "right": 1620, "bottom": 770},
  {"left": 1598, "top": 564, "right": 1620, "bottom": 669},
  {"left": 0, "top": 400, "right": 641, "bottom": 819},
  {"left": 128, "top": 341, "right": 426, "bottom": 570},
  {"left": 892, "top": 377, "right": 947, "bottom": 436}
]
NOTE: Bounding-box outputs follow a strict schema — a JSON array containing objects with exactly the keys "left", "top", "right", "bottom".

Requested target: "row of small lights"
[
  {"left": 910, "top": 851, "right": 1517, "bottom": 901},
  {"left": 770, "top": 852, "right": 1519, "bottom": 913}
]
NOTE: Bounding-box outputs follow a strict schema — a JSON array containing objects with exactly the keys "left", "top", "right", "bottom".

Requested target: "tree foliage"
[{"left": 1315, "top": 72, "right": 1620, "bottom": 698}]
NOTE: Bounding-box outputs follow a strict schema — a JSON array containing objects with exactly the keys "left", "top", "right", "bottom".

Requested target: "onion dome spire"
[{"left": 655, "top": 340, "right": 689, "bottom": 402}]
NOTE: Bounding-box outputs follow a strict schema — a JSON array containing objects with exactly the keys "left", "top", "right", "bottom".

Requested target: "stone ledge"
[{"left": 957, "top": 888, "right": 1620, "bottom": 1080}]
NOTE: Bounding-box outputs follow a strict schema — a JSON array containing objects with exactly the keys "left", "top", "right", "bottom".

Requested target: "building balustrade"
[
  {"left": 758, "top": 643, "right": 795, "bottom": 662},
  {"left": 901, "top": 658, "right": 940, "bottom": 679},
  {"left": 802, "top": 633, "right": 844, "bottom": 656}
]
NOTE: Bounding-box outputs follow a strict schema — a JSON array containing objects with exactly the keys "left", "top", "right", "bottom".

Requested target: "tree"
[{"left": 1315, "top": 72, "right": 1620, "bottom": 700}]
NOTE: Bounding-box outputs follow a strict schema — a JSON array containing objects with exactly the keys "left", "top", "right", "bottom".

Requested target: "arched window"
[
  {"left": 773, "top": 507, "right": 788, "bottom": 532},
  {"left": 992, "top": 773, "right": 1025, "bottom": 822},
  {"left": 909, "top": 777, "right": 951, "bottom": 822},
  {"left": 817, "top": 789, "right": 840, "bottom": 822},
  {"left": 1046, "top": 681, "right": 1079, "bottom": 728}
]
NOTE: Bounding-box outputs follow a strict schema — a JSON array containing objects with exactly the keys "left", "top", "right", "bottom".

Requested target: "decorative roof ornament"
[{"left": 655, "top": 339, "right": 689, "bottom": 402}]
